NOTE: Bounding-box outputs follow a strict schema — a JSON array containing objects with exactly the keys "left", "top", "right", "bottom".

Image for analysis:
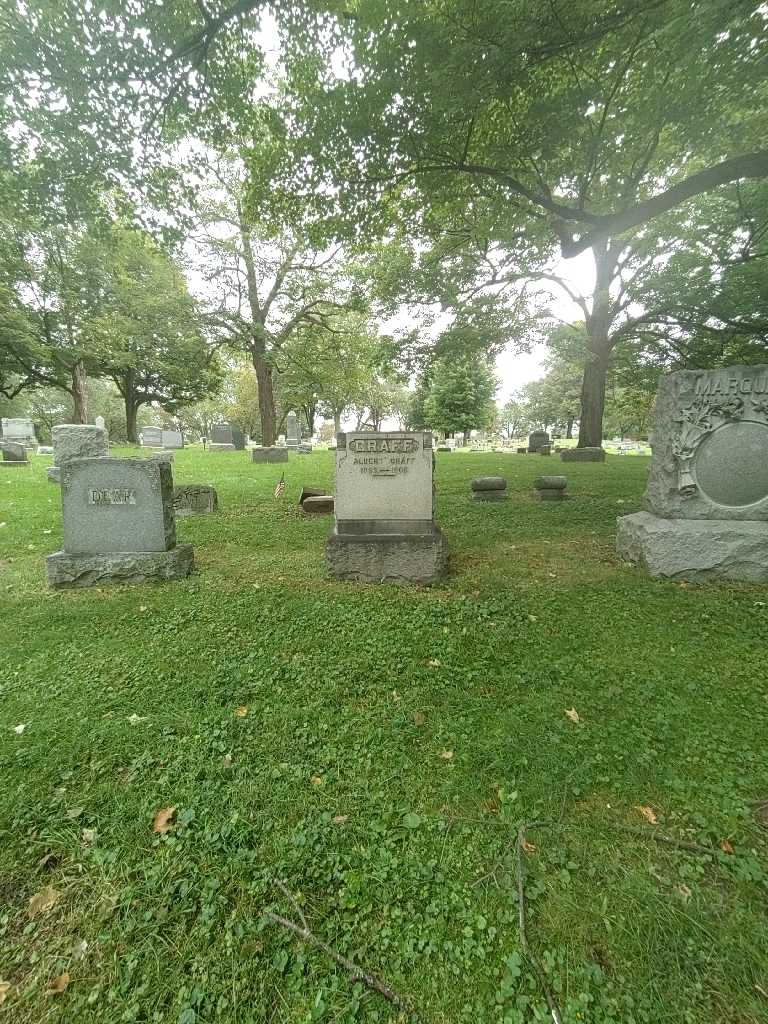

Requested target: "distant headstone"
[
  {"left": 162, "top": 429, "right": 184, "bottom": 449},
  {"left": 539, "top": 444, "right": 552, "bottom": 456},
  {"left": 560, "top": 447, "right": 605, "bottom": 462},
  {"left": 534, "top": 475, "right": 568, "bottom": 501},
  {"left": 173, "top": 484, "right": 218, "bottom": 517},
  {"left": 209, "top": 423, "right": 236, "bottom": 451},
  {"left": 528, "top": 430, "right": 550, "bottom": 454},
  {"left": 1, "top": 418, "right": 36, "bottom": 448},
  {"left": 1, "top": 441, "right": 29, "bottom": 466},
  {"left": 327, "top": 431, "right": 448, "bottom": 583},
  {"left": 139, "top": 426, "right": 163, "bottom": 448},
  {"left": 617, "top": 364, "right": 768, "bottom": 581},
  {"left": 231, "top": 425, "right": 246, "bottom": 450},
  {"left": 471, "top": 476, "right": 507, "bottom": 502},
  {"left": 151, "top": 451, "right": 174, "bottom": 463},
  {"left": 37, "top": 446, "right": 54, "bottom": 455},
  {"left": 299, "top": 486, "right": 326, "bottom": 505},
  {"left": 286, "top": 411, "right": 300, "bottom": 449},
  {"left": 516, "top": 446, "right": 527, "bottom": 455},
  {"left": 303, "top": 495, "right": 334, "bottom": 515},
  {"left": 298, "top": 442, "right": 313, "bottom": 454},
  {"left": 46, "top": 457, "right": 194, "bottom": 588},
  {"left": 95, "top": 415, "right": 106, "bottom": 430},
  {"left": 251, "top": 446, "right": 288, "bottom": 464},
  {"left": 48, "top": 424, "right": 109, "bottom": 483}
]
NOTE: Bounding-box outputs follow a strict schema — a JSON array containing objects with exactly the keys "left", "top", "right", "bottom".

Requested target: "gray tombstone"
[
  {"left": 251, "top": 447, "right": 289, "bottom": 464},
  {"left": 162, "top": 429, "right": 184, "bottom": 449},
  {"left": 617, "top": 364, "right": 768, "bottom": 581},
  {"left": 286, "top": 411, "right": 300, "bottom": 449},
  {"left": 231, "top": 425, "right": 246, "bottom": 451},
  {"left": 173, "top": 484, "right": 218, "bottom": 517},
  {"left": 209, "top": 423, "right": 235, "bottom": 451},
  {"left": 46, "top": 457, "right": 194, "bottom": 588},
  {"left": 534, "top": 475, "right": 568, "bottom": 501},
  {"left": 470, "top": 476, "right": 507, "bottom": 501},
  {"left": 527, "top": 430, "right": 551, "bottom": 454},
  {"left": 560, "top": 447, "right": 605, "bottom": 462},
  {"left": 1, "top": 441, "right": 30, "bottom": 467},
  {"left": 138, "top": 426, "right": 164, "bottom": 448},
  {"left": 95, "top": 415, "right": 106, "bottom": 430},
  {"left": 303, "top": 495, "right": 334, "bottom": 515},
  {"left": 326, "top": 431, "right": 448, "bottom": 583},
  {"left": 1, "top": 418, "right": 36, "bottom": 448},
  {"left": 49, "top": 424, "right": 109, "bottom": 483}
]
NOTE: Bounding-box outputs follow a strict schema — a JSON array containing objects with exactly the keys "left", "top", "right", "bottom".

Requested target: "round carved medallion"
[{"left": 694, "top": 421, "right": 768, "bottom": 507}]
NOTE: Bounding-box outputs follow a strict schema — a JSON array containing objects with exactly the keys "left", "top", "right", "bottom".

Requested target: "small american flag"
[{"left": 273, "top": 473, "right": 286, "bottom": 499}]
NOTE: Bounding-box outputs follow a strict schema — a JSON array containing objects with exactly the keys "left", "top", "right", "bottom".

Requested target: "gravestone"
[
  {"left": 48, "top": 424, "right": 109, "bottom": 483},
  {"left": 95, "top": 415, "right": 106, "bottom": 430},
  {"left": 561, "top": 446, "right": 605, "bottom": 462},
  {"left": 231, "top": 425, "right": 246, "bottom": 451},
  {"left": 139, "top": 426, "right": 164, "bottom": 448},
  {"left": 1, "top": 417, "right": 36, "bottom": 449},
  {"left": 209, "top": 423, "right": 236, "bottom": 451},
  {"left": 471, "top": 476, "right": 507, "bottom": 502},
  {"left": 303, "top": 495, "right": 334, "bottom": 515},
  {"left": 162, "top": 429, "right": 184, "bottom": 449},
  {"left": 46, "top": 457, "right": 194, "bottom": 588},
  {"left": 535, "top": 475, "right": 568, "bottom": 501},
  {"left": 173, "top": 484, "right": 218, "bottom": 517},
  {"left": 539, "top": 444, "right": 552, "bottom": 456},
  {"left": 516, "top": 446, "right": 527, "bottom": 455},
  {"left": 298, "top": 442, "right": 313, "bottom": 454},
  {"left": 616, "top": 364, "right": 768, "bottom": 581},
  {"left": 251, "top": 446, "right": 288, "bottom": 464},
  {"left": 326, "top": 431, "right": 448, "bottom": 583},
  {"left": 286, "top": 411, "right": 300, "bottom": 449},
  {"left": 528, "top": 430, "right": 550, "bottom": 454},
  {"left": 1, "top": 441, "right": 29, "bottom": 467}
]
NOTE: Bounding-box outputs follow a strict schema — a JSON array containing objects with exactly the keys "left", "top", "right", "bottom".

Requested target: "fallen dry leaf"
[
  {"left": 234, "top": 706, "right": 248, "bottom": 717},
  {"left": 0, "top": 982, "right": 10, "bottom": 1006},
  {"left": 46, "top": 973, "right": 70, "bottom": 995},
  {"left": 564, "top": 708, "right": 580, "bottom": 723},
  {"left": 411, "top": 711, "right": 426, "bottom": 726},
  {"left": 677, "top": 884, "right": 692, "bottom": 902},
  {"left": 81, "top": 828, "right": 96, "bottom": 846},
  {"left": 310, "top": 775, "right": 324, "bottom": 786},
  {"left": 635, "top": 805, "right": 658, "bottom": 825},
  {"left": 522, "top": 839, "right": 537, "bottom": 854},
  {"left": 427, "top": 659, "right": 441, "bottom": 668},
  {"left": 332, "top": 815, "right": 349, "bottom": 824},
  {"left": 222, "top": 754, "right": 233, "bottom": 768},
  {"left": 28, "top": 886, "right": 60, "bottom": 918},
  {"left": 138, "top": 605, "right": 147, "bottom": 613},
  {"left": 65, "top": 806, "right": 84, "bottom": 820},
  {"left": 152, "top": 807, "right": 177, "bottom": 834},
  {"left": 720, "top": 839, "right": 735, "bottom": 855},
  {"left": 13, "top": 723, "right": 26, "bottom": 735},
  {"left": 439, "top": 750, "right": 454, "bottom": 760}
]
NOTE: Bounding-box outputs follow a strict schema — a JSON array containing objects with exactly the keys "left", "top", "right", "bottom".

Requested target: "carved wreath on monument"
[{"left": 671, "top": 389, "right": 768, "bottom": 496}]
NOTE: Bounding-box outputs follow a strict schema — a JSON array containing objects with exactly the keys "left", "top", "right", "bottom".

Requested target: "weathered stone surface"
[
  {"left": 210, "top": 423, "right": 234, "bottom": 445},
  {"left": 299, "top": 486, "right": 326, "bottom": 505},
  {"left": 251, "top": 446, "right": 289, "bottom": 464},
  {"left": 1, "top": 417, "right": 36, "bottom": 444},
  {"left": 139, "top": 426, "right": 164, "bottom": 447},
  {"left": 560, "top": 447, "right": 606, "bottom": 462},
  {"left": 162, "top": 429, "right": 184, "bottom": 449},
  {"left": 1, "top": 441, "right": 28, "bottom": 464},
  {"left": 616, "top": 511, "right": 768, "bottom": 582},
  {"left": 472, "top": 489, "right": 507, "bottom": 502},
  {"left": 516, "top": 447, "right": 527, "bottom": 454},
  {"left": 52, "top": 424, "right": 108, "bottom": 467},
  {"left": 303, "top": 495, "right": 334, "bottom": 515},
  {"left": 539, "top": 445, "right": 552, "bottom": 456},
  {"left": 528, "top": 430, "right": 550, "bottom": 453},
  {"left": 61, "top": 457, "right": 175, "bottom": 554},
  {"left": 326, "top": 525, "right": 448, "bottom": 583},
  {"left": 298, "top": 443, "right": 313, "bottom": 454},
  {"left": 645, "top": 364, "right": 768, "bottom": 521},
  {"left": 37, "top": 445, "right": 54, "bottom": 455},
  {"left": 536, "top": 490, "right": 568, "bottom": 501},
  {"left": 47, "top": 467, "right": 61, "bottom": 482},
  {"left": 46, "top": 544, "right": 194, "bottom": 588},
  {"left": 173, "top": 484, "right": 218, "bottom": 517},
  {"left": 471, "top": 476, "right": 507, "bottom": 491},
  {"left": 208, "top": 442, "right": 236, "bottom": 451},
  {"left": 231, "top": 425, "right": 246, "bottom": 450},
  {"left": 286, "top": 411, "right": 300, "bottom": 448},
  {"left": 535, "top": 476, "right": 567, "bottom": 490},
  {"left": 151, "top": 451, "right": 174, "bottom": 463}
]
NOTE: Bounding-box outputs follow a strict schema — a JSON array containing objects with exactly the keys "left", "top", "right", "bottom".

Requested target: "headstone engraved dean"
[
  {"left": 286, "top": 411, "right": 300, "bottom": 450},
  {"left": 48, "top": 423, "right": 109, "bottom": 483},
  {"left": 326, "top": 431, "right": 448, "bottom": 583},
  {"left": 616, "top": 364, "right": 768, "bottom": 581},
  {"left": 46, "top": 457, "right": 194, "bottom": 588},
  {"left": 139, "top": 426, "right": 164, "bottom": 448},
  {"left": 209, "top": 423, "right": 236, "bottom": 451}
]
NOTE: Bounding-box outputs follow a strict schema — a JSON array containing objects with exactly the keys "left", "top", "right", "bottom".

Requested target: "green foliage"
[{"left": 423, "top": 354, "right": 498, "bottom": 437}]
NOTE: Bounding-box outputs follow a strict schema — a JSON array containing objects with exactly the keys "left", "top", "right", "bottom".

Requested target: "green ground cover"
[{"left": 1, "top": 448, "right": 767, "bottom": 1024}]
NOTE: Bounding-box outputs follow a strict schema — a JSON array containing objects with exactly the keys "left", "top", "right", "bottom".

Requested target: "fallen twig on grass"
[
  {"left": 266, "top": 885, "right": 417, "bottom": 1019},
  {"left": 515, "top": 820, "right": 564, "bottom": 1024}
]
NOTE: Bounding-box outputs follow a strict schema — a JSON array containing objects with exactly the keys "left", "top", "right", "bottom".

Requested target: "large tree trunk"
[
  {"left": 577, "top": 240, "right": 618, "bottom": 448},
  {"left": 333, "top": 408, "right": 342, "bottom": 434},
  {"left": 566, "top": 416, "right": 574, "bottom": 439},
  {"left": 252, "top": 349, "right": 276, "bottom": 445},
  {"left": 71, "top": 361, "right": 89, "bottom": 423},
  {"left": 125, "top": 400, "right": 139, "bottom": 444}
]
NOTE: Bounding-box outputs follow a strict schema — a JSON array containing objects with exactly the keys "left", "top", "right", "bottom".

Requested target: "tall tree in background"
[{"left": 423, "top": 354, "right": 498, "bottom": 441}]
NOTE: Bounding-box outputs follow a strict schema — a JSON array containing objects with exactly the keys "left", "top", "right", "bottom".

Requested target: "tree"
[
  {"left": 80, "top": 226, "right": 220, "bottom": 441},
  {"left": 423, "top": 354, "right": 498, "bottom": 441}
]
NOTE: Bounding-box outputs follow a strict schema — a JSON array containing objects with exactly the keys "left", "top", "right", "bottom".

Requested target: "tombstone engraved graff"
[
  {"left": 326, "top": 431, "right": 448, "bottom": 583},
  {"left": 46, "top": 457, "right": 194, "bottom": 588},
  {"left": 617, "top": 364, "right": 768, "bottom": 582}
]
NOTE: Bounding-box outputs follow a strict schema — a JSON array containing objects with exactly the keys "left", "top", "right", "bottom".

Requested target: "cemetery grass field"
[{"left": 3, "top": 449, "right": 768, "bottom": 1024}]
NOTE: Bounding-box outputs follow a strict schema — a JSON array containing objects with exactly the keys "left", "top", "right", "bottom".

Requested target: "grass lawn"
[{"left": 1, "top": 448, "right": 767, "bottom": 1024}]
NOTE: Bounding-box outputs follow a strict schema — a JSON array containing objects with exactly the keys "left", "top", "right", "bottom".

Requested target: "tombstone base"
[
  {"left": 46, "top": 544, "right": 194, "bottom": 589},
  {"left": 560, "top": 447, "right": 606, "bottom": 462},
  {"left": 471, "top": 490, "right": 507, "bottom": 502},
  {"left": 0, "top": 460, "right": 30, "bottom": 468},
  {"left": 616, "top": 512, "right": 768, "bottom": 582},
  {"left": 326, "top": 525, "right": 448, "bottom": 583},
  {"left": 47, "top": 467, "right": 61, "bottom": 483},
  {"left": 208, "top": 443, "right": 236, "bottom": 451},
  {"left": 251, "top": 446, "right": 289, "bottom": 463}
]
